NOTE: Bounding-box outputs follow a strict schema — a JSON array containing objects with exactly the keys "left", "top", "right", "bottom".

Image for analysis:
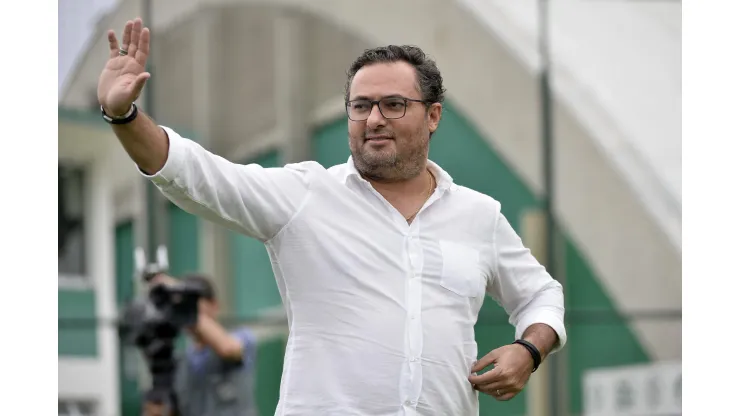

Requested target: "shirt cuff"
[
  {"left": 514, "top": 308, "right": 567, "bottom": 354},
  {"left": 235, "top": 328, "right": 257, "bottom": 349},
  {"left": 137, "top": 125, "right": 188, "bottom": 187},
  {"left": 234, "top": 328, "right": 257, "bottom": 368}
]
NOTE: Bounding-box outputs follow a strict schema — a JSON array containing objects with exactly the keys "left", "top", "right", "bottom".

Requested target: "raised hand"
[{"left": 97, "top": 17, "right": 151, "bottom": 116}]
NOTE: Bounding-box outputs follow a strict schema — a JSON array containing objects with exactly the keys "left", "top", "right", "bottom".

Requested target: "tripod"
[
  {"left": 141, "top": 337, "right": 180, "bottom": 416},
  {"left": 143, "top": 384, "right": 179, "bottom": 416}
]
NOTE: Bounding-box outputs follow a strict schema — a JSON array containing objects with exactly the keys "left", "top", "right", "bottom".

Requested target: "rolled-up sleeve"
[
  {"left": 486, "top": 211, "right": 567, "bottom": 352},
  {"left": 139, "top": 126, "right": 313, "bottom": 242},
  {"left": 233, "top": 328, "right": 258, "bottom": 370}
]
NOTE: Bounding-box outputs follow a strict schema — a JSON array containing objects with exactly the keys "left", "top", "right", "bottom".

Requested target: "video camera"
[{"left": 118, "top": 246, "right": 207, "bottom": 414}]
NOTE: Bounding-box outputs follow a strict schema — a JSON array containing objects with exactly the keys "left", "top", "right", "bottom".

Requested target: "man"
[
  {"left": 145, "top": 273, "right": 258, "bottom": 416},
  {"left": 99, "top": 17, "right": 566, "bottom": 415}
]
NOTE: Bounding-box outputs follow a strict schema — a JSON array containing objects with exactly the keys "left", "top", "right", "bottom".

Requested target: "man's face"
[{"left": 347, "top": 62, "right": 442, "bottom": 181}]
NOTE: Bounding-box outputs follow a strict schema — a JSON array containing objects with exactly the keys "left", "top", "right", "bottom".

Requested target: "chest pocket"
[{"left": 439, "top": 240, "right": 485, "bottom": 298}]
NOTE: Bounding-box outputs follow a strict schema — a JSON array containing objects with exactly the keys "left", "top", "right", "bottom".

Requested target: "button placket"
[{"left": 404, "top": 228, "right": 424, "bottom": 412}]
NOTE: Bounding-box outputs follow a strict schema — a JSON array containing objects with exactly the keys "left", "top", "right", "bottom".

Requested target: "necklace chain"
[{"left": 405, "top": 170, "right": 435, "bottom": 222}]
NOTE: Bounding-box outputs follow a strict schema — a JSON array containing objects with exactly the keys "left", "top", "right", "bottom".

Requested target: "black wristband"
[
  {"left": 101, "top": 103, "right": 138, "bottom": 125},
  {"left": 513, "top": 339, "right": 542, "bottom": 372}
]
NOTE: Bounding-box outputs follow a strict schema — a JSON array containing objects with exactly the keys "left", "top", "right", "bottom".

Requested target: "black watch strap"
[
  {"left": 513, "top": 339, "right": 542, "bottom": 372},
  {"left": 101, "top": 103, "right": 138, "bottom": 125}
]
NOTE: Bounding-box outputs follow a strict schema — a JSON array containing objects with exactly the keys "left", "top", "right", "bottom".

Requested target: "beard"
[{"left": 350, "top": 132, "right": 429, "bottom": 182}]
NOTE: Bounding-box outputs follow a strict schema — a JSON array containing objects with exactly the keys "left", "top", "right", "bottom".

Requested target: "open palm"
[{"left": 97, "top": 18, "right": 151, "bottom": 116}]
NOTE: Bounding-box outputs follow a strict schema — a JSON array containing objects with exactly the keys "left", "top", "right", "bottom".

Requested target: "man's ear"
[{"left": 427, "top": 103, "right": 443, "bottom": 134}]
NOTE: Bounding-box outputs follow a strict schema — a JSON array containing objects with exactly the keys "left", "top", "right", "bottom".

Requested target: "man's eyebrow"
[{"left": 349, "top": 94, "right": 406, "bottom": 101}]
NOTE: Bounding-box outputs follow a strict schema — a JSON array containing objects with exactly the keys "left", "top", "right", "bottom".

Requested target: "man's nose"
[{"left": 366, "top": 103, "right": 387, "bottom": 129}]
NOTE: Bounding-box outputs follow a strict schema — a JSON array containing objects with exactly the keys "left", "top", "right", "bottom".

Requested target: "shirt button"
[
  {"left": 410, "top": 314, "right": 417, "bottom": 320},
  {"left": 410, "top": 356, "right": 419, "bottom": 362}
]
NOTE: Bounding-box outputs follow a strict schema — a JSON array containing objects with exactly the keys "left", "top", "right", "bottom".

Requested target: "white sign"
[{"left": 583, "top": 361, "right": 681, "bottom": 416}]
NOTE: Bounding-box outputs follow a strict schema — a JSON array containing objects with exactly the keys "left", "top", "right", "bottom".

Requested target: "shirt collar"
[{"left": 340, "top": 156, "right": 457, "bottom": 192}]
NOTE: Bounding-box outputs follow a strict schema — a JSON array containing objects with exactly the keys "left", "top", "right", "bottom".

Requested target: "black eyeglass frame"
[{"left": 345, "top": 96, "right": 429, "bottom": 121}]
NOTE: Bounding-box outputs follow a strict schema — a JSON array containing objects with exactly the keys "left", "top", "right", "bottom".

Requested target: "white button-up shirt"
[{"left": 143, "top": 126, "right": 567, "bottom": 416}]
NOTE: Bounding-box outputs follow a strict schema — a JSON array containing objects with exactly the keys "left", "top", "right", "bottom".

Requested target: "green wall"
[
  {"left": 563, "top": 239, "right": 650, "bottom": 409},
  {"left": 229, "top": 151, "right": 284, "bottom": 320},
  {"left": 255, "top": 336, "right": 287, "bottom": 416},
  {"left": 311, "top": 104, "right": 649, "bottom": 415},
  {"left": 112, "top": 204, "right": 200, "bottom": 416},
  {"left": 168, "top": 202, "right": 200, "bottom": 277},
  {"left": 222, "top": 151, "right": 287, "bottom": 416},
  {"left": 114, "top": 221, "right": 141, "bottom": 416},
  {"left": 168, "top": 201, "right": 200, "bottom": 359},
  {"left": 58, "top": 289, "right": 98, "bottom": 356}
]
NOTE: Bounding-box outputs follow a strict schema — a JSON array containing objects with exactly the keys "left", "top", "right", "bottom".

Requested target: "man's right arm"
[
  {"left": 100, "top": 17, "right": 310, "bottom": 242},
  {"left": 114, "top": 112, "right": 311, "bottom": 241},
  {"left": 111, "top": 109, "right": 169, "bottom": 175}
]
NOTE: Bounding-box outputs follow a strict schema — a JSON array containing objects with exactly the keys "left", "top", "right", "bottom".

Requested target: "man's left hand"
[{"left": 468, "top": 344, "right": 534, "bottom": 401}]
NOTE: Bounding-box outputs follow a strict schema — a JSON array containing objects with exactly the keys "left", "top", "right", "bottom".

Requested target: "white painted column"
[
  {"left": 130, "top": 173, "right": 154, "bottom": 393},
  {"left": 520, "top": 210, "right": 550, "bottom": 416},
  {"left": 521, "top": 209, "right": 570, "bottom": 416},
  {"left": 90, "top": 152, "right": 120, "bottom": 416},
  {"left": 274, "top": 10, "right": 310, "bottom": 164}
]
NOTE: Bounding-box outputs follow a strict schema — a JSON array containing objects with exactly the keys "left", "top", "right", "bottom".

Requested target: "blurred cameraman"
[{"left": 145, "top": 273, "right": 258, "bottom": 416}]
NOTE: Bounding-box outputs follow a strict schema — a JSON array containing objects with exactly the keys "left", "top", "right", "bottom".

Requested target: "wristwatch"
[{"left": 101, "top": 103, "right": 138, "bottom": 125}]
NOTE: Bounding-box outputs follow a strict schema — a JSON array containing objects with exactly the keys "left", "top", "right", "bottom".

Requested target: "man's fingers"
[
  {"left": 135, "top": 27, "right": 151, "bottom": 67},
  {"left": 473, "top": 382, "right": 519, "bottom": 401},
  {"left": 107, "top": 30, "right": 120, "bottom": 58},
  {"left": 468, "top": 365, "right": 503, "bottom": 385},
  {"left": 471, "top": 348, "right": 501, "bottom": 373},
  {"left": 130, "top": 72, "right": 151, "bottom": 98},
  {"left": 128, "top": 18, "right": 143, "bottom": 57},
  {"left": 474, "top": 379, "right": 508, "bottom": 394},
  {"left": 478, "top": 384, "right": 519, "bottom": 401},
  {"left": 110, "top": 19, "right": 147, "bottom": 61},
  {"left": 121, "top": 20, "right": 133, "bottom": 51},
  {"left": 495, "top": 390, "right": 518, "bottom": 401}
]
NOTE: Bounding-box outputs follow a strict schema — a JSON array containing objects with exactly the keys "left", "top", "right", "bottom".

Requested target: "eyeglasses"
[{"left": 345, "top": 96, "right": 427, "bottom": 121}]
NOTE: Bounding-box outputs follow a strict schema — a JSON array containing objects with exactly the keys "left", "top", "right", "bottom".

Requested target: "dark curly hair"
[
  {"left": 180, "top": 273, "right": 216, "bottom": 301},
  {"left": 344, "top": 45, "right": 446, "bottom": 106}
]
